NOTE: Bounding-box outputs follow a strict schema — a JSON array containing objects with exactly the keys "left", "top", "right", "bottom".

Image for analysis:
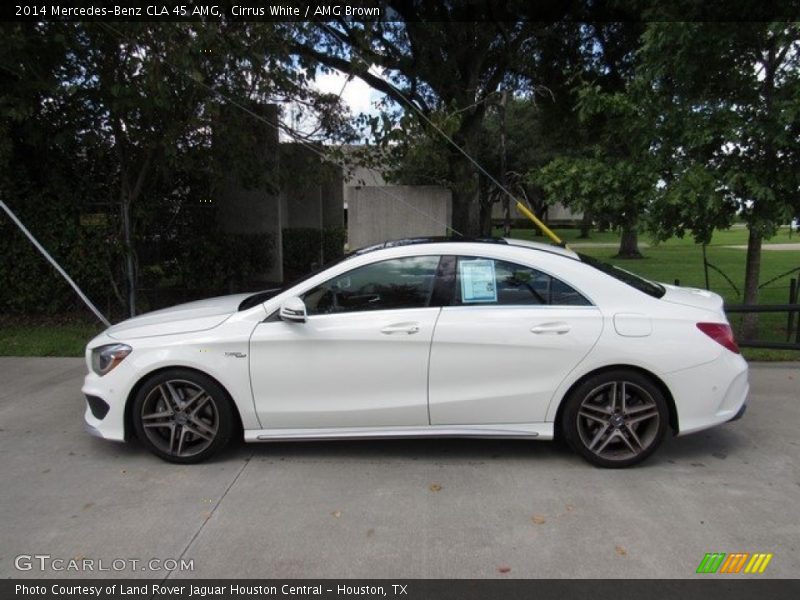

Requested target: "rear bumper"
[
  {"left": 663, "top": 350, "right": 749, "bottom": 436},
  {"left": 728, "top": 401, "right": 747, "bottom": 422}
]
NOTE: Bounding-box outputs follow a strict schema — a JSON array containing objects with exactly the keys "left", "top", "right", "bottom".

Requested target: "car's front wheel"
[
  {"left": 562, "top": 370, "right": 669, "bottom": 468},
  {"left": 131, "top": 369, "right": 235, "bottom": 463}
]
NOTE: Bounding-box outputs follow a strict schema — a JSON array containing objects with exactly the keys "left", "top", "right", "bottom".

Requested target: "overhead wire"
[
  {"left": 98, "top": 21, "right": 463, "bottom": 239},
  {"left": 319, "top": 22, "right": 566, "bottom": 246}
]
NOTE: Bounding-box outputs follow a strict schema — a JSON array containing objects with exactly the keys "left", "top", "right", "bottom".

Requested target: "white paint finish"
[
  {"left": 613, "top": 313, "right": 653, "bottom": 337},
  {"left": 660, "top": 284, "right": 725, "bottom": 315},
  {"left": 82, "top": 240, "right": 748, "bottom": 459},
  {"left": 542, "top": 313, "right": 730, "bottom": 423},
  {"left": 245, "top": 422, "right": 554, "bottom": 442},
  {"left": 663, "top": 350, "right": 749, "bottom": 435},
  {"left": 82, "top": 317, "right": 264, "bottom": 440},
  {"left": 249, "top": 308, "right": 441, "bottom": 428},
  {"left": 429, "top": 306, "right": 603, "bottom": 425},
  {"left": 106, "top": 293, "right": 252, "bottom": 340}
]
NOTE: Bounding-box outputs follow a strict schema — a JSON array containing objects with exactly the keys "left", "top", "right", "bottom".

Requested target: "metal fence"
[{"left": 724, "top": 302, "right": 800, "bottom": 350}]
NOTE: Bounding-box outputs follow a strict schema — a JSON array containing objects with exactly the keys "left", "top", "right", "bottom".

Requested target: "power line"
[
  {"left": 320, "top": 22, "right": 521, "bottom": 209},
  {"left": 98, "top": 21, "right": 463, "bottom": 239},
  {"left": 319, "top": 23, "right": 566, "bottom": 247}
]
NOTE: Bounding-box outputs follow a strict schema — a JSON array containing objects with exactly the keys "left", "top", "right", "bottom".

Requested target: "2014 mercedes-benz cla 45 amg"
[{"left": 83, "top": 238, "right": 748, "bottom": 468}]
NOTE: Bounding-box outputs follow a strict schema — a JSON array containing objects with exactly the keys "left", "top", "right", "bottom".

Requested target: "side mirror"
[{"left": 279, "top": 296, "right": 307, "bottom": 323}]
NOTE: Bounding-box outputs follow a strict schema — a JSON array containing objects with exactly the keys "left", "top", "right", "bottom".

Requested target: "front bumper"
[
  {"left": 82, "top": 371, "right": 129, "bottom": 442},
  {"left": 84, "top": 420, "right": 105, "bottom": 438}
]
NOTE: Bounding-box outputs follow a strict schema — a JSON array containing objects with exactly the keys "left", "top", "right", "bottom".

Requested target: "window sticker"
[{"left": 460, "top": 259, "right": 497, "bottom": 303}]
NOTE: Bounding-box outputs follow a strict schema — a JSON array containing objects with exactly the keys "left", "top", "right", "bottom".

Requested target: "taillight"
[{"left": 696, "top": 322, "right": 740, "bottom": 354}]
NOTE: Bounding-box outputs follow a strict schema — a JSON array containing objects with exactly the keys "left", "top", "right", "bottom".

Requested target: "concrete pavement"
[{"left": 0, "top": 357, "right": 798, "bottom": 579}]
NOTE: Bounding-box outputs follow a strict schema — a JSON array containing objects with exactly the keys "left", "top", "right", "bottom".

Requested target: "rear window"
[{"left": 578, "top": 253, "right": 665, "bottom": 299}]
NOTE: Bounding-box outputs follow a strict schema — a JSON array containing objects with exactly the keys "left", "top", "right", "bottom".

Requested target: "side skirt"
[{"left": 244, "top": 423, "right": 554, "bottom": 443}]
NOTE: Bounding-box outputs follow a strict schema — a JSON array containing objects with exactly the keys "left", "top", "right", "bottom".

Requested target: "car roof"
[
  {"left": 503, "top": 237, "right": 579, "bottom": 259},
  {"left": 350, "top": 236, "right": 579, "bottom": 261}
]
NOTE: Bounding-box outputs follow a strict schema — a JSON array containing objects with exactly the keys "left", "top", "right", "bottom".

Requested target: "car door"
[
  {"left": 249, "top": 255, "right": 443, "bottom": 429},
  {"left": 428, "top": 255, "right": 603, "bottom": 425}
]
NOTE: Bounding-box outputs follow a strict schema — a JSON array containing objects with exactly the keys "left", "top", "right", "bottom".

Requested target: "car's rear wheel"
[
  {"left": 562, "top": 369, "right": 668, "bottom": 468},
  {"left": 132, "top": 369, "right": 235, "bottom": 463}
]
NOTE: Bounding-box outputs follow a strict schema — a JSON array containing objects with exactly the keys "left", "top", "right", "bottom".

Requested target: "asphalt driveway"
[{"left": 0, "top": 357, "right": 798, "bottom": 579}]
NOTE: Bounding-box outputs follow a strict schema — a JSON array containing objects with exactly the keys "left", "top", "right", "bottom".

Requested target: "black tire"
[
  {"left": 131, "top": 369, "right": 235, "bottom": 464},
  {"left": 561, "top": 369, "right": 669, "bottom": 468}
]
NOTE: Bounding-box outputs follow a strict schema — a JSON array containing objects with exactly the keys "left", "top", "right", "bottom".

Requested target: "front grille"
[{"left": 85, "top": 395, "right": 110, "bottom": 420}]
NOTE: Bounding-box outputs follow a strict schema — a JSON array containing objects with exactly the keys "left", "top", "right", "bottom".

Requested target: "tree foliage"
[
  {"left": 291, "top": 8, "right": 547, "bottom": 236},
  {"left": 531, "top": 23, "right": 650, "bottom": 257},
  {"left": 0, "top": 22, "right": 349, "bottom": 318},
  {"left": 640, "top": 21, "right": 800, "bottom": 336}
]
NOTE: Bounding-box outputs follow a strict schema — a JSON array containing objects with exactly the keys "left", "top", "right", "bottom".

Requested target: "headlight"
[{"left": 91, "top": 344, "right": 132, "bottom": 376}]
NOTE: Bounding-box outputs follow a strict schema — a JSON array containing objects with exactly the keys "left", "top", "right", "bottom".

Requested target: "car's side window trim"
[{"left": 429, "top": 255, "right": 456, "bottom": 307}]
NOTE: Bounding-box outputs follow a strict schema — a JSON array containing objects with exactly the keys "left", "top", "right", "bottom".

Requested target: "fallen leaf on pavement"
[{"left": 531, "top": 515, "right": 546, "bottom": 525}]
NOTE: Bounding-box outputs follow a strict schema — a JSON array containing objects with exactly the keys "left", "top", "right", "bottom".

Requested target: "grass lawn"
[
  {"left": 2, "top": 226, "right": 798, "bottom": 360},
  {"left": 0, "top": 321, "right": 102, "bottom": 357}
]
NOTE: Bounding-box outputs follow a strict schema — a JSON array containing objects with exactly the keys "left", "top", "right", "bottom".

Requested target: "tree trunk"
[
  {"left": 478, "top": 199, "right": 493, "bottom": 237},
  {"left": 616, "top": 225, "right": 642, "bottom": 258},
  {"left": 449, "top": 152, "right": 481, "bottom": 238},
  {"left": 121, "top": 198, "right": 136, "bottom": 317},
  {"left": 499, "top": 90, "right": 510, "bottom": 237},
  {"left": 740, "top": 227, "right": 762, "bottom": 341},
  {"left": 579, "top": 211, "right": 592, "bottom": 239}
]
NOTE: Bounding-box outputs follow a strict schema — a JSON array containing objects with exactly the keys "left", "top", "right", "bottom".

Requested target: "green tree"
[
  {"left": 640, "top": 21, "right": 800, "bottom": 337},
  {"left": 532, "top": 23, "right": 650, "bottom": 257},
  {"left": 293, "top": 8, "right": 545, "bottom": 237},
  {"left": 1, "top": 22, "right": 350, "bottom": 317}
]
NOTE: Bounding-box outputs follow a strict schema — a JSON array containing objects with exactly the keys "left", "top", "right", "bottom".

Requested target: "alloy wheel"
[
  {"left": 576, "top": 380, "right": 661, "bottom": 462},
  {"left": 139, "top": 379, "right": 219, "bottom": 458}
]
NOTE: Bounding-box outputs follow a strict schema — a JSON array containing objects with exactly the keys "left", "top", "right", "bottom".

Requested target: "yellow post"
[{"left": 514, "top": 200, "right": 566, "bottom": 247}]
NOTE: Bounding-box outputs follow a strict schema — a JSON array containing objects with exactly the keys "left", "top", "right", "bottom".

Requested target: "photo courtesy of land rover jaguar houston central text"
[{"left": 82, "top": 238, "right": 748, "bottom": 468}]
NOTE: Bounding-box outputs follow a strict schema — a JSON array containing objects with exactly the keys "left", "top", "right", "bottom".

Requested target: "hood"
[
  {"left": 659, "top": 284, "right": 725, "bottom": 317},
  {"left": 106, "top": 293, "right": 253, "bottom": 340}
]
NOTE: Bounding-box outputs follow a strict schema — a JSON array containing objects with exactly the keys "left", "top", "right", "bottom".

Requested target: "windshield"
[{"left": 578, "top": 253, "right": 666, "bottom": 299}]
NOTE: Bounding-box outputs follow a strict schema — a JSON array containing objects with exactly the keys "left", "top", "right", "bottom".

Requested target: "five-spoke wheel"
[
  {"left": 562, "top": 370, "right": 668, "bottom": 468},
  {"left": 132, "top": 370, "right": 235, "bottom": 463}
]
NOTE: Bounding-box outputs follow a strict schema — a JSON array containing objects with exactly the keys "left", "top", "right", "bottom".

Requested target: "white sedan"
[{"left": 82, "top": 238, "right": 748, "bottom": 468}]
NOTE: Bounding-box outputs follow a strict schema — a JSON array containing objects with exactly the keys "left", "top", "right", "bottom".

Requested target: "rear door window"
[{"left": 454, "top": 257, "right": 591, "bottom": 306}]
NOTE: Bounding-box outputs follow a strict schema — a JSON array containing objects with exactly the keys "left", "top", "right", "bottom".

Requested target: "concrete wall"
[
  {"left": 347, "top": 185, "right": 453, "bottom": 250},
  {"left": 280, "top": 143, "right": 344, "bottom": 230},
  {"left": 491, "top": 200, "right": 583, "bottom": 223},
  {"left": 216, "top": 103, "right": 283, "bottom": 283},
  {"left": 216, "top": 126, "right": 347, "bottom": 284}
]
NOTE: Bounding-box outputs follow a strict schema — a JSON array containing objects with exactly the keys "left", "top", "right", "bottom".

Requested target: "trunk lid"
[{"left": 659, "top": 284, "right": 726, "bottom": 318}]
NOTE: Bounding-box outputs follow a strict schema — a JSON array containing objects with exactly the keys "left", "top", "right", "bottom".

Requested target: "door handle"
[
  {"left": 530, "top": 322, "right": 571, "bottom": 335},
  {"left": 381, "top": 323, "right": 420, "bottom": 335}
]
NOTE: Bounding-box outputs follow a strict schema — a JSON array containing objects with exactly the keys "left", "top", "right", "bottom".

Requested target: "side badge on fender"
[{"left": 224, "top": 352, "right": 247, "bottom": 358}]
